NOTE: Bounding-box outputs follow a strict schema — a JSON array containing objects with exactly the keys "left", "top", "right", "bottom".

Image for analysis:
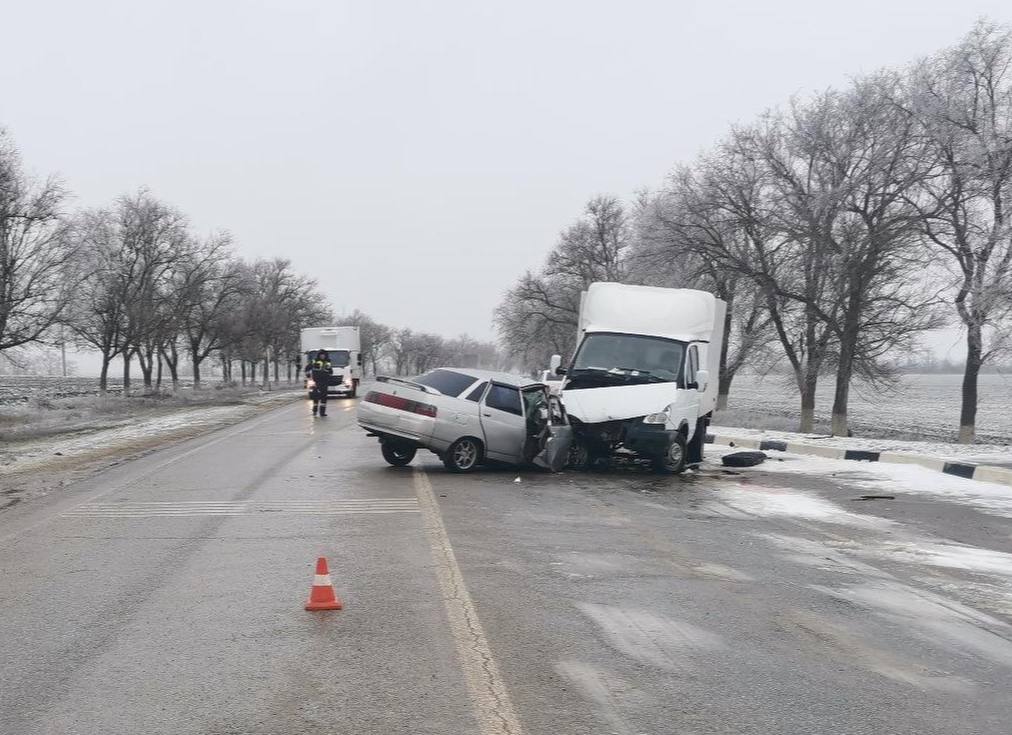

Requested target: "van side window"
[
  {"left": 465, "top": 381, "right": 488, "bottom": 402},
  {"left": 485, "top": 384, "right": 523, "bottom": 416},
  {"left": 686, "top": 346, "right": 699, "bottom": 386}
]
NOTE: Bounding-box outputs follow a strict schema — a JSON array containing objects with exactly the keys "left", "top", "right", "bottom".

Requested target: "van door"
[{"left": 479, "top": 383, "right": 526, "bottom": 462}]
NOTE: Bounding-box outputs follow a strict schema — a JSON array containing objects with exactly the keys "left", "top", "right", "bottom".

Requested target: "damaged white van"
[{"left": 553, "top": 283, "right": 726, "bottom": 474}]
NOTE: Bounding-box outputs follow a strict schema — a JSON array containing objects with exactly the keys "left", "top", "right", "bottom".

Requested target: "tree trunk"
[
  {"left": 716, "top": 292, "right": 733, "bottom": 411},
  {"left": 123, "top": 351, "right": 132, "bottom": 395},
  {"left": 156, "top": 355, "right": 163, "bottom": 390},
  {"left": 240, "top": 361, "right": 247, "bottom": 385},
  {"left": 192, "top": 355, "right": 202, "bottom": 387},
  {"left": 273, "top": 359, "right": 279, "bottom": 383},
  {"left": 958, "top": 323, "right": 983, "bottom": 444},
  {"left": 167, "top": 343, "right": 179, "bottom": 390},
  {"left": 139, "top": 347, "right": 154, "bottom": 389},
  {"left": 99, "top": 354, "right": 111, "bottom": 393},
  {"left": 830, "top": 340, "right": 857, "bottom": 437},
  {"left": 799, "top": 370, "right": 818, "bottom": 434},
  {"left": 716, "top": 372, "right": 733, "bottom": 412}
]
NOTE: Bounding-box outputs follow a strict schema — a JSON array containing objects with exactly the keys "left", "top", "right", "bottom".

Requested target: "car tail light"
[{"left": 364, "top": 391, "right": 437, "bottom": 418}]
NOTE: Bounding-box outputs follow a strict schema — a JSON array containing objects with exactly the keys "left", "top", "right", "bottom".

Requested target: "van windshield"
[
  {"left": 306, "top": 350, "right": 350, "bottom": 368},
  {"left": 567, "top": 333, "right": 685, "bottom": 390}
]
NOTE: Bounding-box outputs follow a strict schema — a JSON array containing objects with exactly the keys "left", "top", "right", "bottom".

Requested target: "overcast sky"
[{"left": 3, "top": 0, "right": 1010, "bottom": 360}]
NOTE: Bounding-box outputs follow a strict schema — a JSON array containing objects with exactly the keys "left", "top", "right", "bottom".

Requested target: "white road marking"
[
  {"left": 63, "top": 498, "right": 419, "bottom": 518},
  {"left": 412, "top": 468, "right": 523, "bottom": 735}
]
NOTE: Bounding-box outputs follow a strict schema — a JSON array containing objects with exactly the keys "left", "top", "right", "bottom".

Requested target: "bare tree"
[
  {"left": 68, "top": 210, "right": 126, "bottom": 390},
  {"left": 495, "top": 195, "right": 630, "bottom": 371},
  {"left": 0, "top": 129, "right": 74, "bottom": 353},
  {"left": 905, "top": 21, "right": 1012, "bottom": 442},
  {"left": 174, "top": 234, "right": 244, "bottom": 386},
  {"left": 336, "top": 310, "right": 391, "bottom": 376}
]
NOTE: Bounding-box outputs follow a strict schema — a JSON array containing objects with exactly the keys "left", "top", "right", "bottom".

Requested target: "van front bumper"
[{"left": 623, "top": 422, "right": 676, "bottom": 458}]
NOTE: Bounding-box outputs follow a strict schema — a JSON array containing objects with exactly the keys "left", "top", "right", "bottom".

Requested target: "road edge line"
[{"left": 412, "top": 468, "right": 523, "bottom": 735}]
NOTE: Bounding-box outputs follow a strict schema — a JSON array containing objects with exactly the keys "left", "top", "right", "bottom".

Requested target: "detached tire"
[
  {"left": 653, "top": 433, "right": 688, "bottom": 475},
  {"left": 721, "top": 450, "right": 767, "bottom": 468},
  {"left": 381, "top": 443, "right": 417, "bottom": 467},
  {"left": 443, "top": 437, "right": 482, "bottom": 473}
]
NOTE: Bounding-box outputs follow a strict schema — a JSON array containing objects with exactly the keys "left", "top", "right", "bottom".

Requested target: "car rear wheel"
[
  {"left": 381, "top": 443, "right": 417, "bottom": 467},
  {"left": 443, "top": 437, "right": 482, "bottom": 473},
  {"left": 652, "top": 433, "right": 687, "bottom": 475}
]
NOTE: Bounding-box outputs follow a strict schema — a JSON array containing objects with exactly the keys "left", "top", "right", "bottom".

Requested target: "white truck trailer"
[
  {"left": 300, "top": 326, "right": 363, "bottom": 398},
  {"left": 553, "top": 283, "right": 726, "bottom": 473}
]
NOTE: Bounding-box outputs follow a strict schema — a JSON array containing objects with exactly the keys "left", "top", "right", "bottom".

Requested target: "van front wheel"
[{"left": 652, "top": 434, "right": 687, "bottom": 475}]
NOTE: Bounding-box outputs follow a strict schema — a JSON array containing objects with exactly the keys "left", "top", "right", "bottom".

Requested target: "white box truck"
[
  {"left": 553, "top": 283, "right": 726, "bottom": 473},
  {"left": 300, "top": 326, "right": 363, "bottom": 398}
]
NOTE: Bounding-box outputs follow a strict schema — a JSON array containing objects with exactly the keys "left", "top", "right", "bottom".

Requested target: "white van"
[
  {"left": 553, "top": 283, "right": 726, "bottom": 474},
  {"left": 300, "top": 326, "right": 363, "bottom": 398}
]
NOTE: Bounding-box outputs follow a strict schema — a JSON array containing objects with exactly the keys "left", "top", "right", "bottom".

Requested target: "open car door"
[{"left": 531, "top": 394, "right": 572, "bottom": 472}]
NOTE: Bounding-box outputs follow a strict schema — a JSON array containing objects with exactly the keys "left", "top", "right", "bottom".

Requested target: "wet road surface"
[{"left": 2, "top": 397, "right": 1011, "bottom": 734}]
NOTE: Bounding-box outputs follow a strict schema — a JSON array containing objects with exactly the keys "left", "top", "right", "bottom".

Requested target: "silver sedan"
[{"left": 357, "top": 368, "right": 572, "bottom": 472}]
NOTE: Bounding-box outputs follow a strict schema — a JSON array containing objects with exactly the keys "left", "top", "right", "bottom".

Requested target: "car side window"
[
  {"left": 465, "top": 381, "right": 488, "bottom": 402},
  {"left": 485, "top": 384, "right": 523, "bottom": 416}
]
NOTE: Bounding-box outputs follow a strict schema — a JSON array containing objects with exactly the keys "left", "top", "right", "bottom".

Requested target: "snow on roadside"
[
  {"left": 757, "top": 453, "right": 1012, "bottom": 519},
  {"left": 711, "top": 424, "right": 1012, "bottom": 464},
  {"left": 711, "top": 483, "right": 893, "bottom": 530},
  {"left": 0, "top": 392, "right": 299, "bottom": 476}
]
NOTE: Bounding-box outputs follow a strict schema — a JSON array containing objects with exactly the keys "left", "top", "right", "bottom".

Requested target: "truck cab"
[
  {"left": 300, "top": 326, "right": 363, "bottom": 398},
  {"left": 554, "top": 283, "right": 726, "bottom": 474}
]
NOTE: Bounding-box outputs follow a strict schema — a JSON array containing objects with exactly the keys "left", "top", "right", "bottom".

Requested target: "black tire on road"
[
  {"left": 381, "top": 443, "right": 417, "bottom": 467},
  {"left": 653, "top": 433, "right": 688, "bottom": 475},
  {"left": 721, "top": 450, "right": 767, "bottom": 468},
  {"left": 443, "top": 437, "right": 482, "bottom": 473},
  {"left": 350, "top": 380, "right": 358, "bottom": 399}
]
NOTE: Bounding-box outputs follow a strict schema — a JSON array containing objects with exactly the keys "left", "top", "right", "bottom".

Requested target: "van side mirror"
[
  {"left": 695, "top": 369, "right": 709, "bottom": 393},
  {"left": 549, "top": 354, "right": 561, "bottom": 373}
]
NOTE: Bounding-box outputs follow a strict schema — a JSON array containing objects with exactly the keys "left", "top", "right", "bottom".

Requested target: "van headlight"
[{"left": 643, "top": 412, "right": 669, "bottom": 425}]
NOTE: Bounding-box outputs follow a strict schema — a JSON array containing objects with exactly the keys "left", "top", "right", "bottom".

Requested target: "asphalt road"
[{"left": 2, "top": 397, "right": 1011, "bottom": 734}]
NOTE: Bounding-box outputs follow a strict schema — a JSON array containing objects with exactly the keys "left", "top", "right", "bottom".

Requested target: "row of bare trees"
[
  {"left": 335, "top": 310, "right": 509, "bottom": 376},
  {"left": 0, "top": 132, "right": 333, "bottom": 391},
  {"left": 496, "top": 21, "right": 1012, "bottom": 443}
]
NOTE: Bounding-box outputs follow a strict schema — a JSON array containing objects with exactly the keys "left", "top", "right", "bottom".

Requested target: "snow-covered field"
[
  {"left": 722, "top": 373, "right": 1012, "bottom": 444},
  {"left": 0, "top": 376, "right": 127, "bottom": 404}
]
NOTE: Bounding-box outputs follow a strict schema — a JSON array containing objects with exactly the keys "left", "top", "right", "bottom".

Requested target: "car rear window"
[{"left": 413, "top": 369, "right": 478, "bottom": 397}]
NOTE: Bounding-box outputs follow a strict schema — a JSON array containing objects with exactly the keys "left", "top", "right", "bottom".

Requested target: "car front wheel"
[
  {"left": 443, "top": 437, "right": 482, "bottom": 473},
  {"left": 381, "top": 443, "right": 417, "bottom": 467}
]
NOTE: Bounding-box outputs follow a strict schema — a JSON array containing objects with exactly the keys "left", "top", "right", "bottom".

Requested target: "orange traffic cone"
[{"left": 305, "top": 556, "right": 343, "bottom": 611}]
